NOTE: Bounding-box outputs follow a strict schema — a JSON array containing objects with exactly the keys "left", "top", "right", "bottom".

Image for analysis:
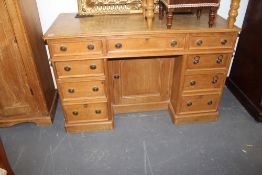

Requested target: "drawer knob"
[
  {"left": 68, "top": 88, "right": 75, "bottom": 93},
  {"left": 221, "top": 39, "right": 228, "bottom": 45},
  {"left": 207, "top": 100, "right": 213, "bottom": 105},
  {"left": 190, "top": 80, "right": 196, "bottom": 86},
  {"left": 196, "top": 40, "right": 203, "bottom": 46},
  {"left": 90, "top": 64, "right": 97, "bottom": 70},
  {"left": 187, "top": 101, "right": 193, "bottom": 107},
  {"left": 64, "top": 66, "right": 71, "bottom": 71},
  {"left": 87, "top": 44, "right": 95, "bottom": 50},
  {"left": 72, "top": 111, "right": 79, "bottom": 116},
  {"left": 216, "top": 55, "right": 223, "bottom": 64},
  {"left": 171, "top": 40, "right": 177, "bottom": 47},
  {"left": 115, "top": 43, "right": 122, "bottom": 49},
  {"left": 114, "top": 74, "right": 120, "bottom": 79},
  {"left": 92, "top": 87, "right": 99, "bottom": 92},
  {"left": 193, "top": 56, "right": 200, "bottom": 64},
  {"left": 212, "top": 76, "right": 219, "bottom": 84},
  {"left": 95, "top": 110, "right": 102, "bottom": 114},
  {"left": 60, "top": 46, "right": 67, "bottom": 52}
]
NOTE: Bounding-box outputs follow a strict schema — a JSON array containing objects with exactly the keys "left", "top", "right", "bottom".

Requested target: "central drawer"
[
  {"left": 64, "top": 102, "right": 108, "bottom": 123},
  {"left": 107, "top": 35, "right": 186, "bottom": 54},
  {"left": 59, "top": 80, "right": 106, "bottom": 100}
]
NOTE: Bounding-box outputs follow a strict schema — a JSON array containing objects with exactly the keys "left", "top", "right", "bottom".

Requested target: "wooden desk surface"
[{"left": 44, "top": 13, "right": 240, "bottom": 39}]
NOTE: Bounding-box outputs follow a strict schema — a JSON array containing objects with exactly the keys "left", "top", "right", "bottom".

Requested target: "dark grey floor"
[{"left": 0, "top": 88, "right": 262, "bottom": 175}]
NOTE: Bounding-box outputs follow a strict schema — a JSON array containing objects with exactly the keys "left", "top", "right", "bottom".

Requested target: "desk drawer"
[
  {"left": 187, "top": 54, "right": 230, "bottom": 70},
  {"left": 49, "top": 40, "right": 103, "bottom": 57},
  {"left": 189, "top": 33, "right": 235, "bottom": 49},
  {"left": 107, "top": 35, "right": 185, "bottom": 53},
  {"left": 55, "top": 60, "right": 104, "bottom": 78},
  {"left": 64, "top": 102, "right": 108, "bottom": 123},
  {"left": 59, "top": 80, "right": 106, "bottom": 100},
  {"left": 183, "top": 72, "right": 225, "bottom": 91},
  {"left": 179, "top": 93, "right": 220, "bottom": 113}
]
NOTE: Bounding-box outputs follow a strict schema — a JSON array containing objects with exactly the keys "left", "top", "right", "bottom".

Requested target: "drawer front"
[
  {"left": 108, "top": 35, "right": 185, "bottom": 53},
  {"left": 60, "top": 80, "right": 106, "bottom": 100},
  {"left": 55, "top": 60, "right": 104, "bottom": 78},
  {"left": 49, "top": 40, "right": 103, "bottom": 57},
  {"left": 189, "top": 33, "right": 235, "bottom": 49},
  {"left": 64, "top": 102, "right": 108, "bottom": 122},
  {"left": 183, "top": 73, "right": 225, "bottom": 91},
  {"left": 187, "top": 54, "right": 229, "bottom": 70},
  {"left": 180, "top": 94, "right": 220, "bottom": 113}
]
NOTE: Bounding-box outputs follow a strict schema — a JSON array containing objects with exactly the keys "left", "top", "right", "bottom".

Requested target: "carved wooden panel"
[
  {"left": 109, "top": 58, "right": 174, "bottom": 105},
  {"left": 0, "top": 1, "right": 35, "bottom": 117}
]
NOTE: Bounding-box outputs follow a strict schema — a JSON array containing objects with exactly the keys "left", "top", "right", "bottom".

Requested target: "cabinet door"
[
  {"left": 109, "top": 58, "right": 174, "bottom": 105},
  {"left": 0, "top": 1, "right": 35, "bottom": 117}
]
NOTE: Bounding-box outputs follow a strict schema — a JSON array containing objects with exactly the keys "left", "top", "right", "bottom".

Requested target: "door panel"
[
  {"left": 0, "top": 1, "right": 35, "bottom": 117},
  {"left": 109, "top": 57, "right": 174, "bottom": 105}
]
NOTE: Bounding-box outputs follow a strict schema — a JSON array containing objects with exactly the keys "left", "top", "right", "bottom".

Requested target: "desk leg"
[
  {"left": 228, "top": 0, "right": 240, "bottom": 28},
  {"left": 146, "top": 0, "right": 154, "bottom": 29}
]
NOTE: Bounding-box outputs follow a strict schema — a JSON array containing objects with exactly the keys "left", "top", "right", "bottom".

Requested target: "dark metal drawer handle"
[
  {"left": 90, "top": 64, "right": 97, "bottom": 70},
  {"left": 68, "top": 88, "right": 75, "bottom": 93},
  {"left": 212, "top": 76, "right": 219, "bottom": 84},
  {"left": 72, "top": 111, "right": 79, "bottom": 116},
  {"left": 115, "top": 43, "right": 122, "bottom": 49},
  {"left": 64, "top": 66, "right": 71, "bottom": 71},
  {"left": 114, "top": 74, "right": 120, "bottom": 79},
  {"left": 207, "top": 100, "right": 213, "bottom": 105},
  {"left": 221, "top": 39, "right": 228, "bottom": 45},
  {"left": 196, "top": 40, "right": 203, "bottom": 46},
  {"left": 60, "top": 46, "right": 67, "bottom": 52},
  {"left": 171, "top": 40, "right": 177, "bottom": 47},
  {"left": 193, "top": 56, "right": 200, "bottom": 64},
  {"left": 190, "top": 80, "right": 196, "bottom": 86},
  {"left": 92, "top": 87, "right": 99, "bottom": 92},
  {"left": 95, "top": 110, "right": 102, "bottom": 114},
  {"left": 216, "top": 55, "right": 223, "bottom": 64},
  {"left": 187, "top": 101, "right": 193, "bottom": 107},
  {"left": 87, "top": 44, "right": 95, "bottom": 50}
]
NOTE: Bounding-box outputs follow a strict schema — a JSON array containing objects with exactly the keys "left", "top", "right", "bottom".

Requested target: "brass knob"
[
  {"left": 72, "top": 111, "right": 79, "bottom": 116},
  {"left": 193, "top": 56, "right": 200, "bottom": 64},
  {"left": 187, "top": 101, "right": 193, "bottom": 107},
  {"left": 68, "top": 88, "right": 75, "bottom": 93},
  {"left": 114, "top": 74, "right": 120, "bottom": 79},
  {"left": 90, "top": 64, "right": 97, "bottom": 70},
  {"left": 115, "top": 43, "right": 122, "bottom": 49},
  {"left": 212, "top": 76, "right": 219, "bottom": 84},
  {"left": 216, "top": 55, "right": 223, "bottom": 64},
  {"left": 60, "top": 46, "right": 67, "bottom": 52},
  {"left": 87, "top": 44, "right": 95, "bottom": 50},
  {"left": 171, "top": 40, "right": 177, "bottom": 47},
  {"left": 92, "top": 87, "right": 99, "bottom": 92},
  {"left": 95, "top": 110, "right": 102, "bottom": 114},
  {"left": 221, "top": 39, "right": 228, "bottom": 45},
  {"left": 190, "top": 80, "right": 196, "bottom": 86},
  {"left": 64, "top": 66, "right": 71, "bottom": 71},
  {"left": 196, "top": 40, "right": 203, "bottom": 46},
  {"left": 207, "top": 100, "right": 213, "bottom": 105}
]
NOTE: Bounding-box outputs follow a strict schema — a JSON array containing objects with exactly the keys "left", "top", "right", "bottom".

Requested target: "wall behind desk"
[{"left": 35, "top": 0, "right": 250, "bottom": 87}]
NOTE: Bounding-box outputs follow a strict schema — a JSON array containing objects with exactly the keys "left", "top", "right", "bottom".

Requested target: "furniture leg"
[
  {"left": 166, "top": 11, "right": 173, "bottom": 29},
  {"left": 196, "top": 8, "right": 202, "bottom": 20},
  {"left": 159, "top": 1, "right": 164, "bottom": 20},
  {"left": 142, "top": 0, "right": 147, "bottom": 18},
  {"left": 146, "top": 0, "right": 154, "bottom": 29},
  {"left": 228, "top": 0, "right": 240, "bottom": 28},
  {"left": 209, "top": 7, "right": 217, "bottom": 27}
]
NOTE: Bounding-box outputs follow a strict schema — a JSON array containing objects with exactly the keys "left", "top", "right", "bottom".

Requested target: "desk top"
[{"left": 44, "top": 13, "right": 240, "bottom": 40}]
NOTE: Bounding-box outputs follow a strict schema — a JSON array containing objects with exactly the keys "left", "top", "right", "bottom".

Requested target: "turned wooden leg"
[
  {"left": 166, "top": 11, "right": 173, "bottom": 29},
  {"left": 228, "top": 0, "right": 240, "bottom": 28},
  {"left": 159, "top": 1, "right": 164, "bottom": 20},
  {"left": 196, "top": 8, "right": 202, "bottom": 20},
  {"left": 209, "top": 7, "right": 217, "bottom": 27},
  {"left": 146, "top": 0, "right": 154, "bottom": 29},
  {"left": 142, "top": 0, "right": 147, "bottom": 18}
]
